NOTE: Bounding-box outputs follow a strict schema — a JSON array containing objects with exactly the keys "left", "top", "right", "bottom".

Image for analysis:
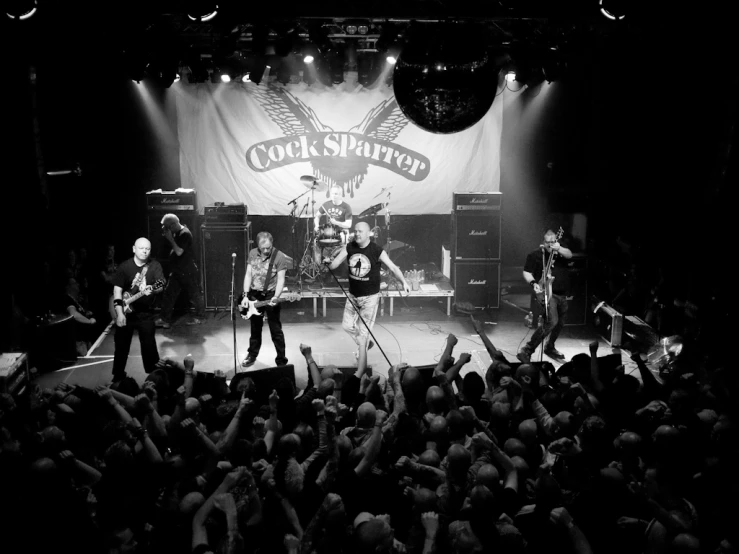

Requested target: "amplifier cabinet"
[
  {"left": 452, "top": 262, "right": 500, "bottom": 310},
  {"left": 201, "top": 224, "right": 252, "bottom": 309},
  {"left": 452, "top": 212, "right": 501, "bottom": 261}
]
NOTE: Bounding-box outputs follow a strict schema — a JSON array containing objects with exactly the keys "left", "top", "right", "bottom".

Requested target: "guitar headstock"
[
  {"left": 556, "top": 226, "right": 564, "bottom": 241},
  {"left": 152, "top": 279, "right": 166, "bottom": 292}
]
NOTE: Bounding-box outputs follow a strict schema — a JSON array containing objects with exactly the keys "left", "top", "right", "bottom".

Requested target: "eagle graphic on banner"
[{"left": 249, "top": 84, "right": 410, "bottom": 197}]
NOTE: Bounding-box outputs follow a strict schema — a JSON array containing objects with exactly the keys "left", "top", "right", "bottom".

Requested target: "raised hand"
[
  {"left": 470, "top": 315, "right": 483, "bottom": 334},
  {"left": 589, "top": 341, "right": 599, "bottom": 354},
  {"left": 96, "top": 387, "right": 114, "bottom": 405},
  {"left": 58, "top": 449, "right": 76, "bottom": 466},
  {"left": 284, "top": 534, "right": 300, "bottom": 551},
  {"left": 142, "top": 381, "right": 158, "bottom": 401},
  {"left": 471, "top": 432, "right": 494, "bottom": 449},
  {"left": 198, "top": 393, "right": 212, "bottom": 405},
  {"left": 183, "top": 354, "right": 195, "bottom": 373},
  {"left": 253, "top": 416, "right": 266, "bottom": 433},
  {"left": 238, "top": 391, "right": 252, "bottom": 413},
  {"left": 446, "top": 334, "right": 458, "bottom": 348},
  {"left": 549, "top": 507, "right": 574, "bottom": 528},
  {"left": 267, "top": 390, "right": 279, "bottom": 411},
  {"left": 312, "top": 398, "right": 326, "bottom": 414},
  {"left": 214, "top": 369, "right": 227, "bottom": 380},
  {"left": 223, "top": 466, "right": 248, "bottom": 489},
  {"left": 299, "top": 343, "right": 312, "bottom": 356},
  {"left": 325, "top": 405, "right": 337, "bottom": 423},
  {"left": 323, "top": 492, "right": 343, "bottom": 511},
  {"left": 459, "top": 405, "right": 477, "bottom": 419},
  {"left": 325, "top": 395, "right": 338, "bottom": 408},
  {"left": 395, "top": 456, "right": 412, "bottom": 470},
  {"left": 213, "top": 493, "right": 237, "bottom": 513},
  {"left": 421, "top": 512, "right": 439, "bottom": 536},
  {"left": 135, "top": 393, "right": 153, "bottom": 414},
  {"left": 181, "top": 418, "right": 197, "bottom": 432},
  {"left": 375, "top": 409, "right": 388, "bottom": 426}
]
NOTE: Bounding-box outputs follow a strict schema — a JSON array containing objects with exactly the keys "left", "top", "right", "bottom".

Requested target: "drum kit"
[{"left": 287, "top": 176, "right": 408, "bottom": 283}]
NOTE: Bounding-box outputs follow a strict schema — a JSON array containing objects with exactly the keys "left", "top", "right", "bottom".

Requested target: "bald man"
[
  {"left": 111, "top": 237, "right": 165, "bottom": 381},
  {"left": 325, "top": 221, "right": 410, "bottom": 354},
  {"left": 155, "top": 213, "right": 204, "bottom": 328}
]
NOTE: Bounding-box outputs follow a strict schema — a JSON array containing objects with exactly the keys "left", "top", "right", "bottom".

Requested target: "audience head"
[
  {"left": 317, "top": 378, "right": 336, "bottom": 399},
  {"left": 418, "top": 449, "right": 441, "bottom": 468},
  {"left": 354, "top": 514, "right": 394, "bottom": 554},
  {"left": 462, "top": 372, "right": 485, "bottom": 403},
  {"left": 476, "top": 464, "right": 500, "bottom": 492},
  {"left": 518, "top": 419, "right": 538, "bottom": 445},
  {"left": 401, "top": 366, "right": 425, "bottom": 402},
  {"left": 426, "top": 386, "right": 446, "bottom": 414},
  {"left": 504, "top": 437, "right": 527, "bottom": 458},
  {"left": 357, "top": 402, "right": 377, "bottom": 429},
  {"left": 552, "top": 411, "right": 576, "bottom": 438},
  {"left": 447, "top": 443, "right": 472, "bottom": 478}
]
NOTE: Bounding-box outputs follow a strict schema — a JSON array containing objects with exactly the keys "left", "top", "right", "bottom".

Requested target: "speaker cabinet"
[
  {"left": 452, "top": 262, "right": 500, "bottom": 309},
  {"left": 201, "top": 224, "right": 252, "bottom": 309},
  {"left": 452, "top": 212, "right": 501, "bottom": 260}
]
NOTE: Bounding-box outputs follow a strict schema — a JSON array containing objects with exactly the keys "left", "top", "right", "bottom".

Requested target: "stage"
[{"left": 33, "top": 289, "right": 641, "bottom": 392}]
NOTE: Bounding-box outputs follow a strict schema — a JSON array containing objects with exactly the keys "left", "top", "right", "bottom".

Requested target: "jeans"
[
  {"left": 247, "top": 289, "right": 287, "bottom": 365},
  {"left": 342, "top": 293, "right": 380, "bottom": 346},
  {"left": 160, "top": 265, "right": 205, "bottom": 322},
  {"left": 525, "top": 293, "right": 568, "bottom": 352},
  {"left": 112, "top": 313, "right": 160, "bottom": 378}
]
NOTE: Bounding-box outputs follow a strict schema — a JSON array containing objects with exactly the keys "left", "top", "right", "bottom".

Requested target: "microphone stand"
[
  {"left": 537, "top": 248, "right": 553, "bottom": 364},
  {"left": 230, "top": 254, "right": 239, "bottom": 376}
]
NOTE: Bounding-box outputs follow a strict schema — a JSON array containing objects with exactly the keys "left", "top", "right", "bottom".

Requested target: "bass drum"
[{"left": 317, "top": 224, "right": 341, "bottom": 247}]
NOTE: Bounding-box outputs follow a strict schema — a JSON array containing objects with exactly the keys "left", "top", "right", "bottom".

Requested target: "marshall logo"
[
  {"left": 469, "top": 230, "right": 488, "bottom": 236},
  {"left": 161, "top": 198, "right": 182, "bottom": 203},
  {"left": 468, "top": 279, "right": 487, "bottom": 285},
  {"left": 245, "top": 84, "right": 431, "bottom": 197},
  {"left": 470, "top": 198, "right": 489, "bottom": 203}
]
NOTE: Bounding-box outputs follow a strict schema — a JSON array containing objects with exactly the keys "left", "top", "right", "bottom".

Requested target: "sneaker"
[
  {"left": 154, "top": 318, "right": 171, "bottom": 329},
  {"left": 544, "top": 347, "right": 566, "bottom": 361},
  {"left": 241, "top": 355, "right": 257, "bottom": 367},
  {"left": 185, "top": 317, "right": 204, "bottom": 326},
  {"left": 517, "top": 349, "right": 531, "bottom": 364},
  {"left": 275, "top": 359, "right": 288, "bottom": 367}
]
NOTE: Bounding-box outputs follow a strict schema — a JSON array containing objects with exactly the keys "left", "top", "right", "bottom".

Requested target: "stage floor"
[{"left": 34, "top": 292, "right": 640, "bottom": 391}]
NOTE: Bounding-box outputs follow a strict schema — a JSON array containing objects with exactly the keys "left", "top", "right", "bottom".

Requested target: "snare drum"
[{"left": 317, "top": 224, "right": 341, "bottom": 247}]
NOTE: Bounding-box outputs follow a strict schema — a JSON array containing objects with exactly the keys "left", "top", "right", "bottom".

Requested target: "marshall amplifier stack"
[
  {"left": 451, "top": 192, "right": 501, "bottom": 310},
  {"left": 146, "top": 189, "right": 199, "bottom": 263}
]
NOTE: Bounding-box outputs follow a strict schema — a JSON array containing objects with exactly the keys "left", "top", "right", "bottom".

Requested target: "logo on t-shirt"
[
  {"left": 348, "top": 253, "right": 372, "bottom": 280},
  {"left": 131, "top": 272, "right": 147, "bottom": 292}
]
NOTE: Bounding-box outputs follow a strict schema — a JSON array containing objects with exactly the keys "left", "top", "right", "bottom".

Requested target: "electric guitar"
[
  {"left": 109, "top": 279, "right": 165, "bottom": 318},
  {"left": 535, "top": 227, "right": 564, "bottom": 306},
  {"left": 237, "top": 292, "right": 302, "bottom": 320}
]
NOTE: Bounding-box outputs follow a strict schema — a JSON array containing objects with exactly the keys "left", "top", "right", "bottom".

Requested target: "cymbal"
[
  {"left": 300, "top": 175, "right": 327, "bottom": 192},
  {"left": 359, "top": 203, "right": 385, "bottom": 217}
]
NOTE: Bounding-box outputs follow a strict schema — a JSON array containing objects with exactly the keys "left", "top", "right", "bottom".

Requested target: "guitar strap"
[{"left": 260, "top": 249, "right": 279, "bottom": 293}]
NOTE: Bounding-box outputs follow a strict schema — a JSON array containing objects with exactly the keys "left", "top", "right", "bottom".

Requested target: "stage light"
[
  {"left": 220, "top": 73, "right": 231, "bottom": 83},
  {"left": 345, "top": 25, "right": 357, "bottom": 35},
  {"left": 304, "top": 54, "right": 314, "bottom": 64},
  {"left": 174, "top": 73, "right": 181, "bottom": 83},
  {"left": 242, "top": 73, "right": 250, "bottom": 82},
  {"left": 386, "top": 55, "right": 397, "bottom": 65},
  {"left": 358, "top": 25, "right": 369, "bottom": 35},
  {"left": 505, "top": 70, "right": 516, "bottom": 82},
  {"left": 6, "top": 0, "right": 37, "bottom": 20},
  {"left": 599, "top": 0, "right": 627, "bottom": 20},
  {"left": 187, "top": 1, "right": 219, "bottom": 22}
]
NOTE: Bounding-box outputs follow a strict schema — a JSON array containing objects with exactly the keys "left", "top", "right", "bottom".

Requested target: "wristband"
[
  {"left": 529, "top": 281, "right": 536, "bottom": 288},
  {"left": 113, "top": 299, "right": 124, "bottom": 307}
]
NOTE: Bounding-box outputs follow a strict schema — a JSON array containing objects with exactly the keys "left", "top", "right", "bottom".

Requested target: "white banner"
[{"left": 173, "top": 80, "right": 502, "bottom": 215}]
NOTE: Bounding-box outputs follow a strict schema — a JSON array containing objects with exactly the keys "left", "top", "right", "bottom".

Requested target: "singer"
[
  {"left": 517, "top": 228, "right": 572, "bottom": 363},
  {"left": 155, "top": 213, "right": 205, "bottom": 329},
  {"left": 240, "top": 232, "right": 289, "bottom": 367}
]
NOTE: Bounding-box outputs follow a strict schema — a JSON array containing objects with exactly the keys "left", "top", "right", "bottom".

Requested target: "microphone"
[
  {"left": 232, "top": 253, "right": 236, "bottom": 267},
  {"left": 539, "top": 244, "right": 547, "bottom": 249}
]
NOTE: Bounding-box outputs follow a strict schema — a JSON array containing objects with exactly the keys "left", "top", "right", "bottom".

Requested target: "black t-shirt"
[
  {"left": 111, "top": 258, "right": 165, "bottom": 314},
  {"left": 523, "top": 248, "right": 570, "bottom": 295},
  {"left": 321, "top": 201, "right": 352, "bottom": 224},
  {"left": 169, "top": 225, "right": 195, "bottom": 270},
  {"left": 346, "top": 241, "right": 383, "bottom": 297}
]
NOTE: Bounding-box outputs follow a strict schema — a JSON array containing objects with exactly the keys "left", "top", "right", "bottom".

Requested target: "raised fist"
[
  {"left": 446, "top": 334, "right": 458, "bottom": 347},
  {"left": 458, "top": 352, "right": 472, "bottom": 364},
  {"left": 312, "top": 398, "right": 326, "bottom": 413},
  {"left": 421, "top": 512, "right": 439, "bottom": 535},
  {"left": 299, "top": 343, "right": 312, "bottom": 356},
  {"left": 395, "top": 456, "right": 412, "bottom": 470},
  {"left": 269, "top": 389, "right": 280, "bottom": 410}
]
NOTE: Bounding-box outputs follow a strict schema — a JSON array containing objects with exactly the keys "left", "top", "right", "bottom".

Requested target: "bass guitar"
[
  {"left": 238, "top": 292, "right": 302, "bottom": 320},
  {"left": 109, "top": 279, "right": 165, "bottom": 318},
  {"left": 535, "top": 227, "right": 564, "bottom": 306}
]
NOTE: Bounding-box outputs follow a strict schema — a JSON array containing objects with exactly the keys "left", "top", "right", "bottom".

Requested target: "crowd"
[{"left": 1, "top": 311, "right": 736, "bottom": 554}]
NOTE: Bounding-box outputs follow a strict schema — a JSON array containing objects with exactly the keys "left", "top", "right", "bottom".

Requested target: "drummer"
[
  {"left": 314, "top": 183, "right": 353, "bottom": 237},
  {"left": 313, "top": 184, "right": 353, "bottom": 272}
]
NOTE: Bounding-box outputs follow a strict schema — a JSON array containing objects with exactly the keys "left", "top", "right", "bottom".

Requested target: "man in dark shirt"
[
  {"left": 155, "top": 213, "right": 205, "bottom": 328},
  {"left": 518, "top": 229, "right": 573, "bottom": 363},
  {"left": 111, "top": 237, "right": 165, "bottom": 381},
  {"left": 325, "top": 222, "right": 410, "bottom": 355},
  {"left": 240, "top": 231, "right": 290, "bottom": 367},
  {"left": 314, "top": 183, "right": 354, "bottom": 280}
]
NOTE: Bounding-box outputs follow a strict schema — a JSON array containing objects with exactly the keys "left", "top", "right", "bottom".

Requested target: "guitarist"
[
  {"left": 240, "top": 232, "right": 289, "bottom": 368},
  {"left": 111, "top": 237, "right": 165, "bottom": 382},
  {"left": 517, "top": 229, "right": 572, "bottom": 363}
]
